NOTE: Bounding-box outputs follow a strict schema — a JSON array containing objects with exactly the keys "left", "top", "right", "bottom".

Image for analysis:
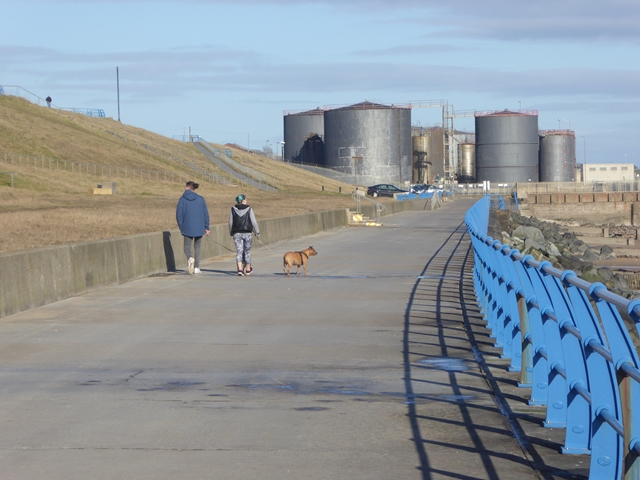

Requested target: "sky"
[{"left": 1, "top": 0, "right": 639, "bottom": 165}]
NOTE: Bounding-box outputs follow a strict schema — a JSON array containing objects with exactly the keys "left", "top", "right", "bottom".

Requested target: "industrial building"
[{"left": 583, "top": 163, "right": 636, "bottom": 182}]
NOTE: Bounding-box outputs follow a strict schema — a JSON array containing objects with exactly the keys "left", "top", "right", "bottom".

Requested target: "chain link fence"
[{"left": 1, "top": 151, "right": 232, "bottom": 185}]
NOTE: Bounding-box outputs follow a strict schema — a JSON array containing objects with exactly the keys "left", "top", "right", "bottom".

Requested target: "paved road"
[
  {"left": 0, "top": 199, "right": 584, "bottom": 479},
  {"left": 194, "top": 142, "right": 278, "bottom": 192}
]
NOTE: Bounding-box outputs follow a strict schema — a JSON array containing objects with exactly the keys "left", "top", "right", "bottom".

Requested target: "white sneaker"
[
  {"left": 194, "top": 268, "right": 201, "bottom": 274},
  {"left": 188, "top": 257, "right": 195, "bottom": 275}
]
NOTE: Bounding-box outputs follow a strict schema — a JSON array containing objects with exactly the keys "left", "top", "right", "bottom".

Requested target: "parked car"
[
  {"left": 410, "top": 184, "right": 435, "bottom": 194},
  {"left": 366, "top": 184, "right": 409, "bottom": 198}
]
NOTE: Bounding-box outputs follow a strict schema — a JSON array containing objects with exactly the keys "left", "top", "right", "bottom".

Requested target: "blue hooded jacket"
[{"left": 176, "top": 190, "right": 210, "bottom": 237}]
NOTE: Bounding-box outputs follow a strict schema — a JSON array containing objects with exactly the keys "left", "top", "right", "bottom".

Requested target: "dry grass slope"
[{"left": 0, "top": 95, "right": 367, "bottom": 254}]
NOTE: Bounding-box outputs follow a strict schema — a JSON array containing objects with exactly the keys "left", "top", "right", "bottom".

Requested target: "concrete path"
[
  {"left": 194, "top": 142, "right": 278, "bottom": 192},
  {"left": 0, "top": 199, "right": 582, "bottom": 479}
]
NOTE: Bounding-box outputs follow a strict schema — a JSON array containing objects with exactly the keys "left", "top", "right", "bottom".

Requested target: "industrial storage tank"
[
  {"left": 418, "top": 127, "right": 444, "bottom": 180},
  {"left": 412, "top": 135, "right": 431, "bottom": 183},
  {"left": 283, "top": 108, "right": 325, "bottom": 164},
  {"left": 539, "top": 130, "right": 576, "bottom": 182},
  {"left": 475, "top": 110, "right": 539, "bottom": 183},
  {"left": 457, "top": 143, "right": 476, "bottom": 183},
  {"left": 324, "top": 101, "right": 412, "bottom": 184}
]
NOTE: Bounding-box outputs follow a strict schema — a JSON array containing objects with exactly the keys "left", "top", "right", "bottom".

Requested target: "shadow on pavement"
[{"left": 403, "top": 221, "right": 589, "bottom": 480}]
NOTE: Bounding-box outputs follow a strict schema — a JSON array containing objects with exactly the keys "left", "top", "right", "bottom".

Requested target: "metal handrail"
[
  {"left": 0, "top": 85, "right": 105, "bottom": 118},
  {"left": 351, "top": 191, "right": 384, "bottom": 222},
  {"left": 466, "top": 195, "right": 640, "bottom": 479},
  {"left": 196, "top": 139, "right": 282, "bottom": 190}
]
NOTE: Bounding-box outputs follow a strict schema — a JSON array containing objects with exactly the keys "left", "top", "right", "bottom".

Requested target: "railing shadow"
[{"left": 403, "top": 221, "right": 588, "bottom": 479}]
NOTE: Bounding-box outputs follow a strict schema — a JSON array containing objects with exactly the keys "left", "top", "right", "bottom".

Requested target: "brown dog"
[{"left": 283, "top": 246, "right": 318, "bottom": 276}]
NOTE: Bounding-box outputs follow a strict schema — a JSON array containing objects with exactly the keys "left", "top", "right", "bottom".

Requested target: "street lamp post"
[
  {"left": 518, "top": 101, "right": 521, "bottom": 112},
  {"left": 581, "top": 135, "right": 586, "bottom": 182},
  {"left": 281, "top": 141, "right": 286, "bottom": 161}
]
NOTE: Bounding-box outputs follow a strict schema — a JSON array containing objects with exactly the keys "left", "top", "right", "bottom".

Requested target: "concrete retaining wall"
[{"left": 0, "top": 200, "right": 421, "bottom": 319}]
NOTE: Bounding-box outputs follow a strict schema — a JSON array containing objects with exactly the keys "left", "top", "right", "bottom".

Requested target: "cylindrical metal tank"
[
  {"left": 424, "top": 127, "right": 444, "bottom": 180},
  {"left": 324, "top": 101, "right": 412, "bottom": 184},
  {"left": 458, "top": 143, "right": 476, "bottom": 183},
  {"left": 283, "top": 108, "right": 325, "bottom": 164},
  {"left": 539, "top": 130, "right": 576, "bottom": 182},
  {"left": 412, "top": 136, "right": 431, "bottom": 183},
  {"left": 475, "top": 110, "right": 539, "bottom": 183}
]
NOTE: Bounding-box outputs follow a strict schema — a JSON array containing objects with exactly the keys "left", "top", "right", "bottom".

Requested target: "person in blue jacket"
[{"left": 176, "top": 181, "right": 210, "bottom": 274}]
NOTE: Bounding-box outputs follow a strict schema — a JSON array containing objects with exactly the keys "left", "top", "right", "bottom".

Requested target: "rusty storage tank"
[
  {"left": 422, "top": 127, "right": 445, "bottom": 179},
  {"left": 412, "top": 135, "right": 431, "bottom": 183},
  {"left": 539, "top": 130, "right": 576, "bottom": 182},
  {"left": 283, "top": 108, "right": 325, "bottom": 164},
  {"left": 458, "top": 143, "right": 476, "bottom": 183},
  {"left": 324, "top": 101, "right": 412, "bottom": 184},
  {"left": 475, "top": 110, "right": 539, "bottom": 183}
]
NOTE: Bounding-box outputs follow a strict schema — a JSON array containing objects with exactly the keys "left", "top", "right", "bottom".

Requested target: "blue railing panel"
[
  {"left": 540, "top": 272, "right": 591, "bottom": 453},
  {"left": 465, "top": 195, "right": 640, "bottom": 480}
]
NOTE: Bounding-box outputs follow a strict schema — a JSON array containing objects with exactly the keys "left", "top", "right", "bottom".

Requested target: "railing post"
[
  {"left": 542, "top": 270, "right": 591, "bottom": 453},
  {"left": 564, "top": 278, "right": 623, "bottom": 478},
  {"left": 592, "top": 288, "right": 640, "bottom": 479}
]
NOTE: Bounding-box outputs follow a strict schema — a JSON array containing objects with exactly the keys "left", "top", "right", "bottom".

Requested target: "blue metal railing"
[
  {"left": 0, "top": 85, "right": 105, "bottom": 118},
  {"left": 466, "top": 195, "right": 640, "bottom": 480}
]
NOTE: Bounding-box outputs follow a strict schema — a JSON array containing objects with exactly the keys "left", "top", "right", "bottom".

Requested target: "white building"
[{"left": 582, "top": 163, "right": 636, "bottom": 182}]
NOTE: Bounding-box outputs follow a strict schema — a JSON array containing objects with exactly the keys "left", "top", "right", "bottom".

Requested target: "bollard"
[
  {"left": 339, "top": 187, "right": 342, "bottom": 193},
  {"left": 322, "top": 185, "right": 324, "bottom": 191}
]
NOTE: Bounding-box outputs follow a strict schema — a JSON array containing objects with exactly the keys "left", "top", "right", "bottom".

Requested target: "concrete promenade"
[{"left": 0, "top": 199, "right": 587, "bottom": 479}]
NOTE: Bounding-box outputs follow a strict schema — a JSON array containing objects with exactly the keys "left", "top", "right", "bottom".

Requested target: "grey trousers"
[{"left": 183, "top": 236, "right": 203, "bottom": 267}]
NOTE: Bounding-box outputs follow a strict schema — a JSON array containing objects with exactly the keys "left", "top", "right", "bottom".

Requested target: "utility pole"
[{"left": 116, "top": 67, "right": 121, "bottom": 123}]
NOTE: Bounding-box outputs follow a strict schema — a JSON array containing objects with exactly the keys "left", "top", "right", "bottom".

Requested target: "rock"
[
  {"left": 613, "top": 274, "right": 629, "bottom": 290},
  {"left": 512, "top": 225, "right": 545, "bottom": 243},
  {"left": 599, "top": 245, "right": 616, "bottom": 259},
  {"left": 568, "top": 240, "right": 589, "bottom": 254},
  {"left": 557, "top": 255, "right": 595, "bottom": 276},
  {"left": 582, "top": 250, "right": 599, "bottom": 262},
  {"left": 597, "top": 267, "right": 614, "bottom": 282},
  {"left": 524, "top": 237, "right": 544, "bottom": 254},
  {"left": 542, "top": 241, "right": 561, "bottom": 258}
]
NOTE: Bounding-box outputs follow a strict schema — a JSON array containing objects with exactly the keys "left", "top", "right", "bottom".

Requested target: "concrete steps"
[{"left": 349, "top": 213, "right": 382, "bottom": 227}]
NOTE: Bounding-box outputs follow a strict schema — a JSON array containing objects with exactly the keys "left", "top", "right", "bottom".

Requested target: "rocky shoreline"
[{"left": 497, "top": 212, "right": 640, "bottom": 301}]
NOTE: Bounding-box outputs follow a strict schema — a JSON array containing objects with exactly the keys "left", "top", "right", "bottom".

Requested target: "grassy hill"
[{"left": 0, "top": 95, "right": 359, "bottom": 253}]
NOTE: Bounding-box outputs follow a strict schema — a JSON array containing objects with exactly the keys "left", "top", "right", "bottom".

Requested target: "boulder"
[
  {"left": 582, "top": 250, "right": 599, "bottom": 262},
  {"left": 512, "top": 225, "right": 545, "bottom": 243},
  {"left": 524, "top": 237, "right": 544, "bottom": 254},
  {"left": 542, "top": 241, "right": 561, "bottom": 258},
  {"left": 599, "top": 245, "right": 616, "bottom": 260},
  {"left": 597, "top": 267, "right": 614, "bottom": 282},
  {"left": 612, "top": 274, "right": 629, "bottom": 290}
]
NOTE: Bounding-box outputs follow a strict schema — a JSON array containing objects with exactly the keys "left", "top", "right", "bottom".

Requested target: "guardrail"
[
  {"left": 196, "top": 139, "right": 283, "bottom": 190},
  {"left": 351, "top": 191, "right": 384, "bottom": 222},
  {"left": 466, "top": 195, "right": 640, "bottom": 480},
  {"left": 0, "top": 85, "right": 105, "bottom": 118}
]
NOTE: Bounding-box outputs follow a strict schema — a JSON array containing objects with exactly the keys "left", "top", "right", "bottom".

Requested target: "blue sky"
[{"left": 2, "top": 0, "right": 639, "bottom": 165}]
